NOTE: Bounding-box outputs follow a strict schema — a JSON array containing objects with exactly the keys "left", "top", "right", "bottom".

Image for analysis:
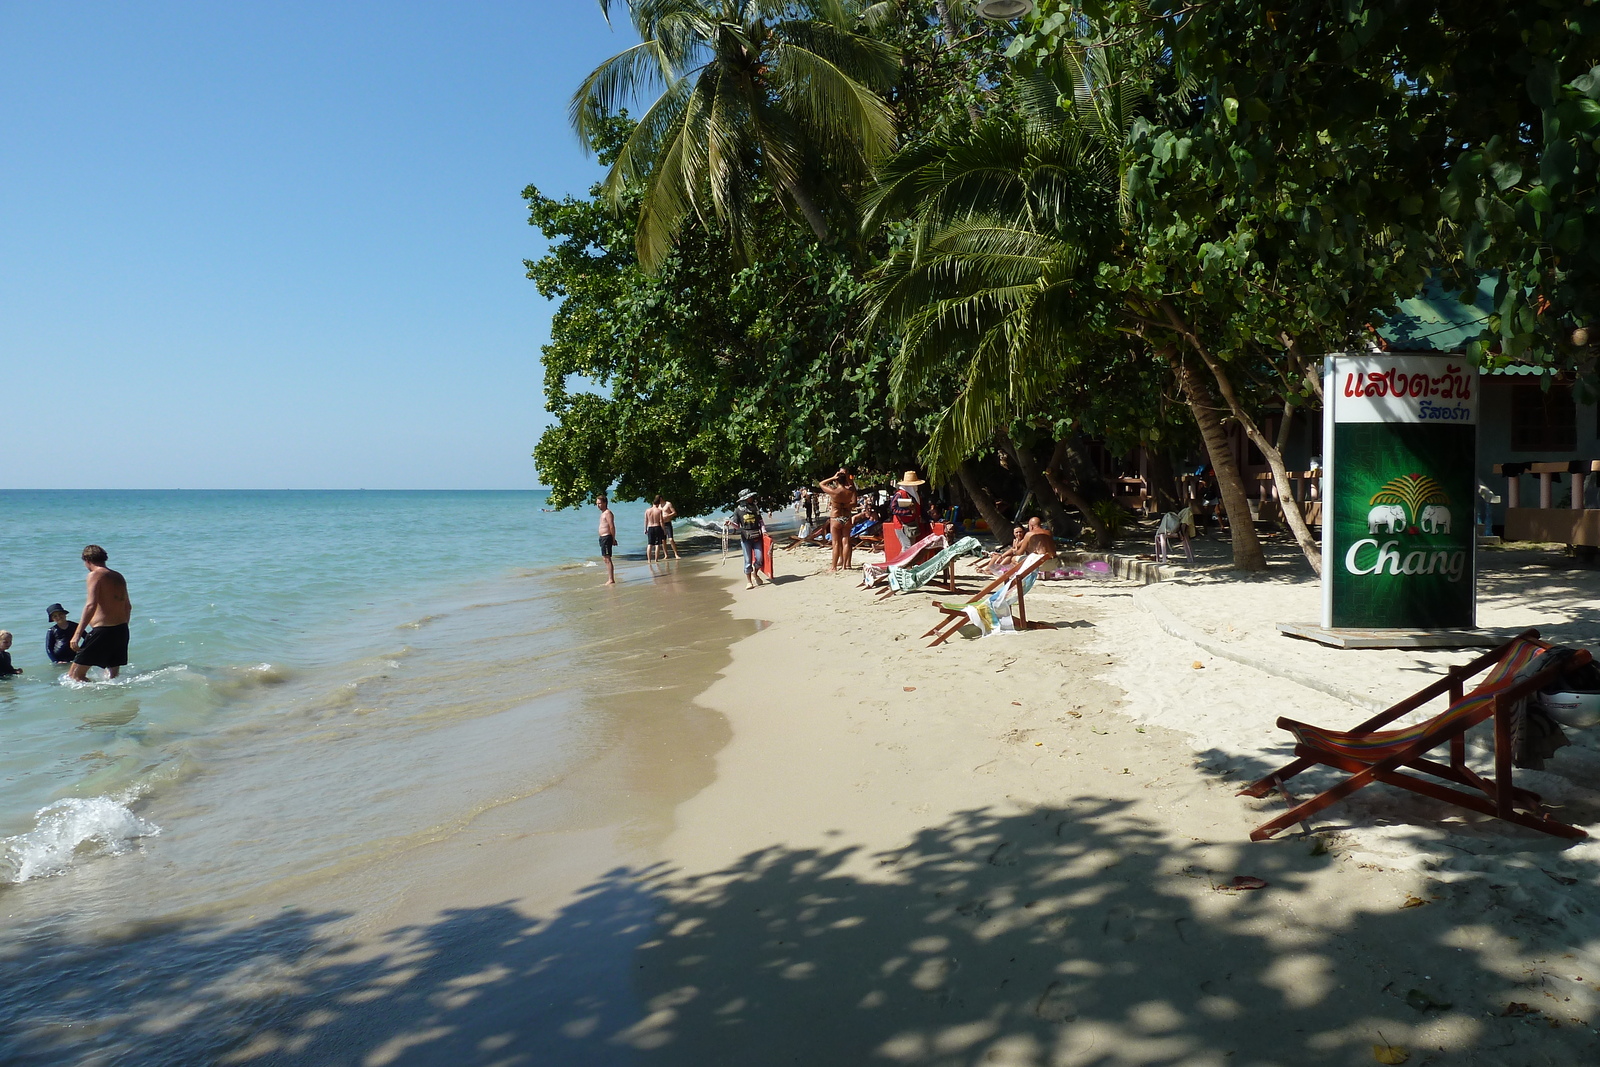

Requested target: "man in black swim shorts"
[
  {"left": 69, "top": 544, "right": 133, "bottom": 681},
  {"left": 596, "top": 495, "right": 617, "bottom": 585}
]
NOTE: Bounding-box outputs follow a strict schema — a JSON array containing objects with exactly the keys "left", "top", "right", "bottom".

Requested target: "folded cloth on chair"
[
  {"left": 887, "top": 536, "right": 982, "bottom": 593},
  {"left": 1510, "top": 647, "right": 1579, "bottom": 768},
  {"left": 988, "top": 555, "right": 1044, "bottom": 611}
]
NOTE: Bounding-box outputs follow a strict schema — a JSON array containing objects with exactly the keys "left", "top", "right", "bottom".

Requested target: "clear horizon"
[{"left": 1, "top": 2, "right": 639, "bottom": 490}]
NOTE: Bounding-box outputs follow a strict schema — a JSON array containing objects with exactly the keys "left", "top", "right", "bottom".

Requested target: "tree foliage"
[
  {"left": 574, "top": 0, "right": 900, "bottom": 270},
  {"left": 528, "top": 0, "right": 1600, "bottom": 569},
  {"left": 527, "top": 121, "right": 923, "bottom": 514}
]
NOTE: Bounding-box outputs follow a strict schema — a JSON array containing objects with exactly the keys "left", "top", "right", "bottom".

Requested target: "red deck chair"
[{"left": 1240, "top": 630, "right": 1592, "bottom": 841}]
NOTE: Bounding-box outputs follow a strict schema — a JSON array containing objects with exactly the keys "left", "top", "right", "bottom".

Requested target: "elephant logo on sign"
[
  {"left": 1419, "top": 504, "right": 1452, "bottom": 534},
  {"left": 1367, "top": 504, "right": 1407, "bottom": 533}
]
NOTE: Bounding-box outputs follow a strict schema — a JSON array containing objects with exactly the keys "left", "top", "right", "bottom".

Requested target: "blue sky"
[{"left": 0, "top": 1, "right": 639, "bottom": 488}]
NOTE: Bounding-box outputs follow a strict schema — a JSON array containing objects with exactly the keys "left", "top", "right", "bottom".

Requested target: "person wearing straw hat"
[
  {"left": 891, "top": 471, "right": 928, "bottom": 548},
  {"left": 731, "top": 489, "right": 767, "bottom": 588}
]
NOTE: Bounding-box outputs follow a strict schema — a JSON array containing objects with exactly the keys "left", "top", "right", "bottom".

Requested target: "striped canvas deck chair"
[
  {"left": 862, "top": 531, "right": 947, "bottom": 588},
  {"left": 878, "top": 536, "right": 983, "bottom": 598},
  {"left": 922, "top": 553, "right": 1050, "bottom": 647},
  {"left": 1240, "top": 630, "right": 1592, "bottom": 841}
]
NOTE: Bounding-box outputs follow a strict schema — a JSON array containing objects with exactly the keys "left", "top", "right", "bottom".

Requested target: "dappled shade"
[{"left": 5, "top": 798, "right": 1599, "bottom": 1064}]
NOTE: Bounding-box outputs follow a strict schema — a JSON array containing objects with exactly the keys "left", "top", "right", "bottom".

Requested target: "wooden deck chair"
[
  {"left": 1240, "top": 630, "right": 1593, "bottom": 841},
  {"left": 922, "top": 553, "right": 1051, "bottom": 647}
]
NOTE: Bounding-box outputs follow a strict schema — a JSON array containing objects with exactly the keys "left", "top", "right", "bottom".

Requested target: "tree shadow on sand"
[{"left": 4, "top": 799, "right": 1599, "bottom": 1066}]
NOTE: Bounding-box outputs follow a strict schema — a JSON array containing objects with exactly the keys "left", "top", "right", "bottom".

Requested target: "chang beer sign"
[{"left": 1322, "top": 354, "right": 1478, "bottom": 629}]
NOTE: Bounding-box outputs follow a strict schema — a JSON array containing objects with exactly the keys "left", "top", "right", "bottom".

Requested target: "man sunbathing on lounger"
[{"left": 1019, "top": 516, "right": 1057, "bottom": 564}]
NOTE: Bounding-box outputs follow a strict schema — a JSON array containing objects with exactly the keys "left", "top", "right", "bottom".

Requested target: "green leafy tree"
[
  {"left": 1016, "top": 0, "right": 1600, "bottom": 568},
  {"left": 865, "top": 30, "right": 1272, "bottom": 564},
  {"left": 527, "top": 121, "right": 928, "bottom": 514},
  {"left": 573, "top": 0, "right": 901, "bottom": 270}
]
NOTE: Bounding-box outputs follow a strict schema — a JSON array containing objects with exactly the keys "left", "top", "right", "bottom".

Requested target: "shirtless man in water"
[{"left": 69, "top": 544, "right": 132, "bottom": 681}]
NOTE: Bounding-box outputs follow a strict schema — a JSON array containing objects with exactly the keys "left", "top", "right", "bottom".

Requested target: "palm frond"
[
  {"left": 600, "top": 73, "right": 696, "bottom": 203},
  {"left": 767, "top": 34, "right": 897, "bottom": 164},
  {"left": 571, "top": 38, "right": 680, "bottom": 147}
]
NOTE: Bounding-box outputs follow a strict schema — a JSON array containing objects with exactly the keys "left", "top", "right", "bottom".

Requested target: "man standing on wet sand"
[
  {"left": 660, "top": 498, "right": 681, "bottom": 559},
  {"left": 597, "top": 495, "right": 618, "bottom": 585},
  {"left": 69, "top": 545, "right": 132, "bottom": 681},
  {"left": 818, "top": 469, "right": 858, "bottom": 574},
  {"left": 644, "top": 498, "right": 666, "bottom": 562}
]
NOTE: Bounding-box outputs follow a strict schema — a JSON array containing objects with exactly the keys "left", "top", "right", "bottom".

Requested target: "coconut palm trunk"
[
  {"left": 1158, "top": 302, "right": 1321, "bottom": 573},
  {"left": 997, "top": 430, "right": 1078, "bottom": 544},
  {"left": 783, "top": 177, "right": 831, "bottom": 243},
  {"left": 1167, "top": 348, "right": 1266, "bottom": 571},
  {"left": 957, "top": 460, "right": 1014, "bottom": 544},
  {"left": 1046, "top": 439, "right": 1112, "bottom": 548}
]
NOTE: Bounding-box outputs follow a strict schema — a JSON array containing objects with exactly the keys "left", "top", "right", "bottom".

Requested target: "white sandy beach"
[{"left": 622, "top": 545, "right": 1600, "bottom": 1065}]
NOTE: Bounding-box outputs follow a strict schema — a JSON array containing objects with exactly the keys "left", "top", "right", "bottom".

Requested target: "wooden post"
[
  {"left": 1506, "top": 472, "right": 1520, "bottom": 508},
  {"left": 1493, "top": 698, "right": 1514, "bottom": 817},
  {"left": 1575, "top": 472, "right": 1587, "bottom": 510},
  {"left": 1540, "top": 472, "right": 1553, "bottom": 509}
]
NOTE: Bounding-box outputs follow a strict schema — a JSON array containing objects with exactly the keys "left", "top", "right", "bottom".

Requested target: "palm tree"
[
  {"left": 864, "top": 37, "right": 1272, "bottom": 569},
  {"left": 574, "top": 0, "right": 900, "bottom": 271}
]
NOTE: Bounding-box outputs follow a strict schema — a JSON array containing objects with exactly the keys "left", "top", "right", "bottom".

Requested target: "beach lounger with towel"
[
  {"left": 1240, "top": 630, "right": 1593, "bottom": 841},
  {"left": 861, "top": 531, "right": 947, "bottom": 588},
  {"left": 923, "top": 553, "right": 1051, "bottom": 646},
  {"left": 877, "top": 536, "right": 983, "bottom": 596}
]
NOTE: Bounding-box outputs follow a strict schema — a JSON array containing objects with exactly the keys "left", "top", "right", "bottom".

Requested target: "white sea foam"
[
  {"left": 56, "top": 664, "right": 195, "bottom": 690},
  {"left": 0, "top": 795, "right": 161, "bottom": 883}
]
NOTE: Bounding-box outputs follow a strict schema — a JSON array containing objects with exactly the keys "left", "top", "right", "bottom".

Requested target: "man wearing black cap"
[{"left": 45, "top": 604, "right": 77, "bottom": 665}]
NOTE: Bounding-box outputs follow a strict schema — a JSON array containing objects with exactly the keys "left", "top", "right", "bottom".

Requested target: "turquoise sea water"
[
  {"left": 0, "top": 490, "right": 670, "bottom": 883},
  {"left": 0, "top": 490, "right": 764, "bottom": 1064}
]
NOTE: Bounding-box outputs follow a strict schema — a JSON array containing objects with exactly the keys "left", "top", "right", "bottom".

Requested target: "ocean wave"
[{"left": 0, "top": 795, "right": 161, "bottom": 884}]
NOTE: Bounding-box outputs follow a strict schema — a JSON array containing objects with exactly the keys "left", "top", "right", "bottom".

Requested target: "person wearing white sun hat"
[{"left": 890, "top": 471, "right": 928, "bottom": 548}]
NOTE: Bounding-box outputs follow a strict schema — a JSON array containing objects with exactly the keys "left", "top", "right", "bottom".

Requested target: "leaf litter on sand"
[
  {"left": 1404, "top": 988, "right": 1451, "bottom": 1012},
  {"left": 1373, "top": 1043, "right": 1408, "bottom": 1064},
  {"left": 1214, "top": 875, "right": 1269, "bottom": 891}
]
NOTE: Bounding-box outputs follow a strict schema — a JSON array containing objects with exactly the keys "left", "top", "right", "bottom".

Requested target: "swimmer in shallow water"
[
  {"left": 0, "top": 631, "right": 21, "bottom": 677},
  {"left": 46, "top": 603, "right": 77, "bottom": 664}
]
